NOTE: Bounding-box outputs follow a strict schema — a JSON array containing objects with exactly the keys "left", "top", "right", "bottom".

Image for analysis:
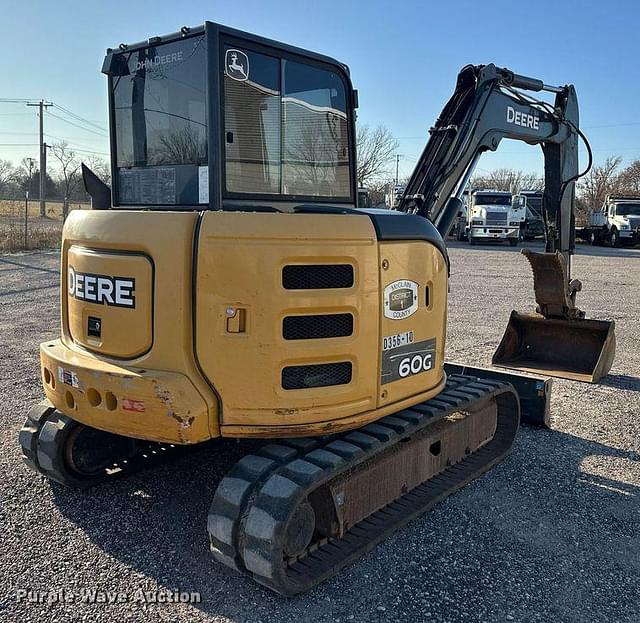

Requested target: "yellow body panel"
[
  {"left": 40, "top": 210, "right": 449, "bottom": 443},
  {"left": 195, "top": 212, "right": 381, "bottom": 427},
  {"left": 377, "top": 241, "right": 448, "bottom": 407},
  {"left": 221, "top": 375, "right": 447, "bottom": 437},
  {"left": 52, "top": 210, "right": 219, "bottom": 442},
  {"left": 195, "top": 212, "right": 448, "bottom": 435}
]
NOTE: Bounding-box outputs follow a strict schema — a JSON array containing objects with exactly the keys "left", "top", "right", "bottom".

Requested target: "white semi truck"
[
  {"left": 577, "top": 195, "right": 640, "bottom": 247},
  {"left": 460, "top": 189, "right": 523, "bottom": 245}
]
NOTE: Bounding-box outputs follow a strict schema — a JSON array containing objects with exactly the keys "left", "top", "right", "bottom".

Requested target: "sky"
[{"left": 1, "top": 0, "right": 639, "bottom": 180}]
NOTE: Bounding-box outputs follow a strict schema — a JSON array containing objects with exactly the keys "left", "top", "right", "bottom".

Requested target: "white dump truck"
[
  {"left": 577, "top": 195, "right": 640, "bottom": 247},
  {"left": 463, "top": 189, "right": 523, "bottom": 245}
]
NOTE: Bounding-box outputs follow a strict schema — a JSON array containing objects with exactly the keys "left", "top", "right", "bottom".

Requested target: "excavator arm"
[{"left": 399, "top": 64, "right": 615, "bottom": 382}]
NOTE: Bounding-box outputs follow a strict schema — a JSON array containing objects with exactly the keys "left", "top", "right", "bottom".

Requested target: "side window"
[
  {"left": 224, "top": 48, "right": 281, "bottom": 193},
  {"left": 282, "top": 60, "right": 350, "bottom": 198},
  {"left": 222, "top": 45, "right": 352, "bottom": 199}
]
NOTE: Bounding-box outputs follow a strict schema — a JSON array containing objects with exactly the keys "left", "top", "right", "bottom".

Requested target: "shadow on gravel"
[
  {"left": 0, "top": 257, "right": 59, "bottom": 274},
  {"left": 0, "top": 284, "right": 58, "bottom": 298},
  {"left": 51, "top": 430, "right": 640, "bottom": 622},
  {"left": 600, "top": 374, "right": 640, "bottom": 393}
]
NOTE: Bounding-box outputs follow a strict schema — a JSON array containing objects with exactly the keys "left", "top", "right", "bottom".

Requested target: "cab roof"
[{"left": 105, "top": 21, "right": 350, "bottom": 75}]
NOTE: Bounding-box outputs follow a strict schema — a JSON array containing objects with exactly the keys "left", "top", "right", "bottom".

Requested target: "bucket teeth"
[{"left": 521, "top": 248, "right": 585, "bottom": 320}]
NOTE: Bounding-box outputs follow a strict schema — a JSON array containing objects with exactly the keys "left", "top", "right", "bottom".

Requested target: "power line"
[
  {"left": 45, "top": 133, "right": 107, "bottom": 152},
  {"left": 583, "top": 121, "right": 640, "bottom": 129},
  {"left": 51, "top": 103, "right": 107, "bottom": 133},
  {"left": 0, "top": 98, "right": 39, "bottom": 104},
  {"left": 2, "top": 98, "right": 107, "bottom": 132},
  {"left": 47, "top": 111, "right": 108, "bottom": 137},
  {"left": 71, "top": 147, "right": 109, "bottom": 156}
]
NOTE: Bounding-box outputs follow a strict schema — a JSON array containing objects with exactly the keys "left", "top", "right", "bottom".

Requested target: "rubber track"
[
  {"left": 19, "top": 401, "right": 190, "bottom": 488},
  {"left": 208, "top": 374, "right": 519, "bottom": 595}
]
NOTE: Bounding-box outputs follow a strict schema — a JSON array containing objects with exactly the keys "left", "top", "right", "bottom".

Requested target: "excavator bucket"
[
  {"left": 493, "top": 311, "right": 615, "bottom": 383},
  {"left": 492, "top": 250, "right": 616, "bottom": 383}
]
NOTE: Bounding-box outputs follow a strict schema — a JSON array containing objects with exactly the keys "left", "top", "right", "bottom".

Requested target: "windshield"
[
  {"left": 616, "top": 204, "right": 640, "bottom": 216},
  {"left": 112, "top": 36, "right": 207, "bottom": 167},
  {"left": 473, "top": 193, "right": 511, "bottom": 206}
]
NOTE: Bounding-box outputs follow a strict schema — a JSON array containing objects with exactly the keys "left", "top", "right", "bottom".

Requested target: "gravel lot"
[{"left": 1, "top": 242, "right": 638, "bottom": 623}]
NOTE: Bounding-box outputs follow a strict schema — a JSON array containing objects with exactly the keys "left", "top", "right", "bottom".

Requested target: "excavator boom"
[{"left": 398, "top": 64, "right": 615, "bottom": 382}]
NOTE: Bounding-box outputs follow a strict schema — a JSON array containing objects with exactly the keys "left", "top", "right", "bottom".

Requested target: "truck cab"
[
  {"left": 466, "top": 189, "right": 520, "bottom": 246},
  {"left": 588, "top": 196, "right": 640, "bottom": 246},
  {"left": 389, "top": 184, "right": 406, "bottom": 209}
]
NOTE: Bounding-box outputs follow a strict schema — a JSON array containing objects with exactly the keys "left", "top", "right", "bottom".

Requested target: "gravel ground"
[{"left": 1, "top": 242, "right": 638, "bottom": 623}]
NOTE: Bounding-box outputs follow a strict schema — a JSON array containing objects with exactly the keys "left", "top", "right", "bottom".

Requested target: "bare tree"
[
  {"left": 356, "top": 125, "right": 398, "bottom": 187},
  {"left": 470, "top": 168, "right": 544, "bottom": 193},
  {"left": 156, "top": 126, "right": 207, "bottom": 167},
  {"left": 576, "top": 156, "right": 622, "bottom": 215},
  {"left": 617, "top": 159, "right": 640, "bottom": 196},
  {"left": 366, "top": 178, "right": 395, "bottom": 207},
  {"left": 84, "top": 154, "right": 111, "bottom": 186},
  {"left": 0, "top": 159, "right": 15, "bottom": 195},
  {"left": 51, "top": 142, "right": 81, "bottom": 219}
]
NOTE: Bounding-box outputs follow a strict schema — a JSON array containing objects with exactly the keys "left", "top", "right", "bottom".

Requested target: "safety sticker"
[
  {"left": 122, "top": 399, "right": 146, "bottom": 413},
  {"left": 57, "top": 366, "right": 80, "bottom": 389}
]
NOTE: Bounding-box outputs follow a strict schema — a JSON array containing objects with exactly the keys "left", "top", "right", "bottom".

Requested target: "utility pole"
[
  {"left": 26, "top": 100, "right": 52, "bottom": 217},
  {"left": 25, "top": 158, "right": 35, "bottom": 249},
  {"left": 394, "top": 154, "right": 403, "bottom": 185}
]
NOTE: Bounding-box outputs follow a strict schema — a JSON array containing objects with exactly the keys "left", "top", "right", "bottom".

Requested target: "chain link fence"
[{"left": 0, "top": 197, "right": 89, "bottom": 253}]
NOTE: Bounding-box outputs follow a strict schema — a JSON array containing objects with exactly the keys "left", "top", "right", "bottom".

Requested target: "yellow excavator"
[{"left": 20, "top": 22, "right": 615, "bottom": 595}]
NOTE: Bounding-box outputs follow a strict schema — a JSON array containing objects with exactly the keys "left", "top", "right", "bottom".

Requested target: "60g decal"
[
  {"left": 398, "top": 351, "right": 434, "bottom": 378},
  {"left": 381, "top": 337, "right": 437, "bottom": 385}
]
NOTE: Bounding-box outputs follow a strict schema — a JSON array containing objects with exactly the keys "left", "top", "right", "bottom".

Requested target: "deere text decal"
[{"left": 68, "top": 267, "right": 135, "bottom": 308}]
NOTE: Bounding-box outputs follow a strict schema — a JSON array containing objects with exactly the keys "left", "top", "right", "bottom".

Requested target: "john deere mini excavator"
[{"left": 20, "top": 22, "right": 615, "bottom": 595}]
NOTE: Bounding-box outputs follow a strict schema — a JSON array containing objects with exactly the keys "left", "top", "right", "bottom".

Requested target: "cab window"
[{"left": 223, "top": 46, "right": 352, "bottom": 200}]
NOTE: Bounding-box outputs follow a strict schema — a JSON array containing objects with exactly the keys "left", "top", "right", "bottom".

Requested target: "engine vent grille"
[
  {"left": 282, "top": 264, "right": 354, "bottom": 290},
  {"left": 283, "top": 314, "right": 354, "bottom": 340},
  {"left": 282, "top": 362, "right": 352, "bottom": 390}
]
